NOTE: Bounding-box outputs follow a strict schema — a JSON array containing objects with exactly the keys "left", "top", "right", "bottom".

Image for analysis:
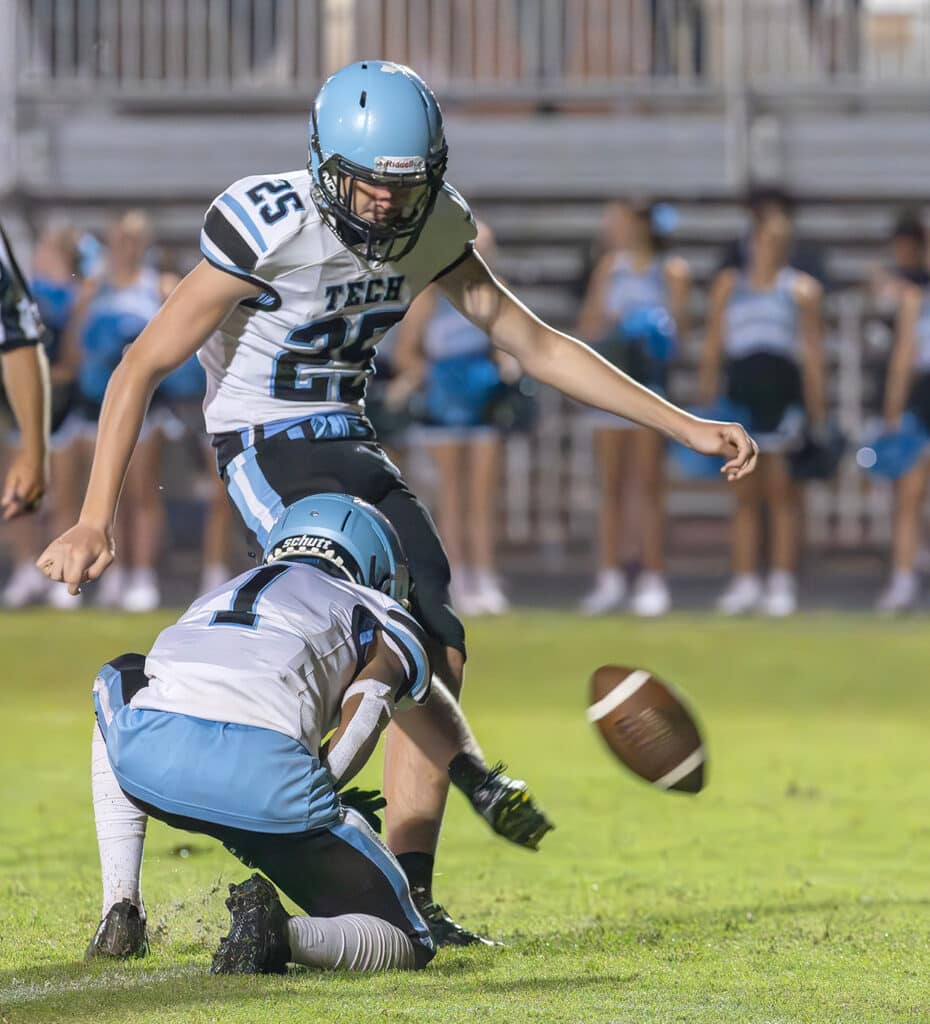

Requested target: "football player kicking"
[
  {"left": 91, "top": 494, "right": 462, "bottom": 971},
  {"left": 40, "top": 62, "right": 757, "bottom": 944}
]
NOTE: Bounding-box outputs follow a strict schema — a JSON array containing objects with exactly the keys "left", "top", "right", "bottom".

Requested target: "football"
[{"left": 587, "top": 665, "right": 706, "bottom": 793}]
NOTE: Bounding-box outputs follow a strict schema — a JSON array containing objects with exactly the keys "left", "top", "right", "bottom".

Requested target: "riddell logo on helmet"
[
  {"left": 374, "top": 156, "right": 425, "bottom": 175},
  {"left": 320, "top": 168, "right": 338, "bottom": 196}
]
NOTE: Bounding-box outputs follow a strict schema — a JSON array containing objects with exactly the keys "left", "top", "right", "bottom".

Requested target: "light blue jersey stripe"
[
  {"left": 200, "top": 239, "right": 248, "bottom": 279},
  {"left": 219, "top": 193, "right": 267, "bottom": 253},
  {"left": 199, "top": 241, "right": 276, "bottom": 309},
  {"left": 328, "top": 820, "right": 434, "bottom": 950},
  {"left": 384, "top": 623, "right": 430, "bottom": 702}
]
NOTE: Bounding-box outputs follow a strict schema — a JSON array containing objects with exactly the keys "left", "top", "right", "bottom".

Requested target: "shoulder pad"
[
  {"left": 374, "top": 599, "right": 431, "bottom": 705},
  {"left": 200, "top": 171, "right": 311, "bottom": 280},
  {"left": 413, "top": 182, "right": 477, "bottom": 282}
]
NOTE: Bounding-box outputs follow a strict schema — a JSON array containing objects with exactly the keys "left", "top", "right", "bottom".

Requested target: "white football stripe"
[
  {"left": 654, "top": 746, "right": 705, "bottom": 789},
  {"left": 586, "top": 669, "right": 652, "bottom": 723}
]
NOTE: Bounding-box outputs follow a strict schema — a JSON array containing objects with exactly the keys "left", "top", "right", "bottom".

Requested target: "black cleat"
[
  {"left": 449, "top": 755, "right": 555, "bottom": 851},
  {"left": 410, "top": 885, "right": 500, "bottom": 948},
  {"left": 85, "top": 900, "right": 149, "bottom": 960},
  {"left": 210, "top": 873, "right": 291, "bottom": 975}
]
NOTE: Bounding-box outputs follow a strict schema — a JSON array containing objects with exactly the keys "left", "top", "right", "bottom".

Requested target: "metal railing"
[{"left": 12, "top": 0, "right": 930, "bottom": 100}]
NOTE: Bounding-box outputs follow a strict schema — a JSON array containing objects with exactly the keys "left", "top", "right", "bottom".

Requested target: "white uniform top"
[
  {"left": 133, "top": 562, "right": 430, "bottom": 755},
  {"left": 601, "top": 254, "right": 667, "bottom": 325},
  {"left": 723, "top": 268, "right": 801, "bottom": 362},
  {"left": 422, "top": 294, "right": 490, "bottom": 362},
  {"left": 914, "top": 294, "right": 930, "bottom": 372},
  {"left": 198, "top": 170, "right": 477, "bottom": 433}
]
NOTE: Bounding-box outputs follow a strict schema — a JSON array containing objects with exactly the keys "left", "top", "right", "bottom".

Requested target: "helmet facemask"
[{"left": 310, "top": 112, "right": 447, "bottom": 264}]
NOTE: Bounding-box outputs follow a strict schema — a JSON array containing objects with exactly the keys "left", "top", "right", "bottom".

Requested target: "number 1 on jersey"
[{"left": 210, "top": 564, "right": 291, "bottom": 629}]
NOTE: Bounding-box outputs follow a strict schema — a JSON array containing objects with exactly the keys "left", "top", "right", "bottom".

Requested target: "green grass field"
[{"left": 1, "top": 610, "right": 928, "bottom": 1024}]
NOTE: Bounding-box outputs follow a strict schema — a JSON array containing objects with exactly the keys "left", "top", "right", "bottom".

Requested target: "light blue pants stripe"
[
  {"left": 225, "top": 450, "right": 285, "bottom": 547},
  {"left": 329, "top": 819, "right": 435, "bottom": 952}
]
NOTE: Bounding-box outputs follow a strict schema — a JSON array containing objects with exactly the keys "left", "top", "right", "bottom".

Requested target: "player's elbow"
[
  {"left": 113, "top": 344, "right": 169, "bottom": 397},
  {"left": 494, "top": 316, "right": 559, "bottom": 379}
]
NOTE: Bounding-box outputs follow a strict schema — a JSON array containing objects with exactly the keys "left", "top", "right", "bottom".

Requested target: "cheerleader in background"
[
  {"left": 874, "top": 278, "right": 930, "bottom": 612},
  {"left": 391, "top": 221, "right": 510, "bottom": 616},
  {"left": 2, "top": 223, "right": 81, "bottom": 607},
  {"left": 52, "top": 211, "right": 172, "bottom": 612},
  {"left": 701, "top": 204, "right": 825, "bottom": 616},
  {"left": 576, "top": 199, "right": 690, "bottom": 617},
  {"left": 868, "top": 209, "right": 929, "bottom": 306}
]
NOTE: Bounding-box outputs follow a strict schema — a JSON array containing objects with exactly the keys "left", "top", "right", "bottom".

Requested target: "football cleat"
[
  {"left": 449, "top": 755, "right": 555, "bottom": 851},
  {"left": 85, "top": 900, "right": 148, "bottom": 960},
  {"left": 409, "top": 886, "right": 500, "bottom": 948},
  {"left": 210, "top": 874, "right": 291, "bottom": 975}
]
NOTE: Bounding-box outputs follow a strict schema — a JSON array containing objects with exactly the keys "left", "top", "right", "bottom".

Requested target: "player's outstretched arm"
[
  {"left": 797, "top": 275, "right": 826, "bottom": 426},
  {"left": 883, "top": 285, "right": 921, "bottom": 428},
  {"left": 438, "top": 250, "right": 758, "bottom": 481},
  {"left": 699, "top": 270, "right": 733, "bottom": 405},
  {"left": 0, "top": 344, "right": 50, "bottom": 519},
  {"left": 37, "top": 261, "right": 260, "bottom": 594}
]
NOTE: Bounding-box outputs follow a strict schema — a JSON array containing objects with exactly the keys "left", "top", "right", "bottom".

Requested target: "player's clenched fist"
[
  {"left": 1, "top": 451, "right": 47, "bottom": 520},
  {"left": 37, "top": 522, "right": 115, "bottom": 596},
  {"left": 685, "top": 418, "right": 759, "bottom": 482}
]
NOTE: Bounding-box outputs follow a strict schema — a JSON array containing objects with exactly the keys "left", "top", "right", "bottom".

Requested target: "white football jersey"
[
  {"left": 198, "top": 170, "right": 476, "bottom": 433},
  {"left": 133, "top": 562, "right": 430, "bottom": 755}
]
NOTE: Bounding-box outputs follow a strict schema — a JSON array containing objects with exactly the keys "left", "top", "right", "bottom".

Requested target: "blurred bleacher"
[{"left": 3, "top": 0, "right": 930, "bottom": 567}]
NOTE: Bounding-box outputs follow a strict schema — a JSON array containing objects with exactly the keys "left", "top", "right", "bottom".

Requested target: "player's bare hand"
[
  {"left": 686, "top": 418, "right": 759, "bottom": 482},
  {"left": 1, "top": 452, "right": 48, "bottom": 520},
  {"left": 37, "top": 522, "right": 115, "bottom": 596}
]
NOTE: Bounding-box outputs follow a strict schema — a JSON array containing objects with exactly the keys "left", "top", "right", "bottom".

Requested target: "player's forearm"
[
  {"left": 503, "top": 316, "right": 698, "bottom": 444},
  {"left": 802, "top": 347, "right": 827, "bottom": 424},
  {"left": 884, "top": 299, "right": 918, "bottom": 423},
  {"left": 698, "top": 349, "right": 721, "bottom": 405},
  {"left": 799, "top": 298, "right": 827, "bottom": 424},
  {"left": 324, "top": 727, "right": 382, "bottom": 790},
  {"left": 79, "top": 356, "right": 158, "bottom": 527},
  {"left": 883, "top": 351, "right": 913, "bottom": 423},
  {"left": 2, "top": 345, "right": 49, "bottom": 461},
  {"left": 323, "top": 684, "right": 393, "bottom": 790}
]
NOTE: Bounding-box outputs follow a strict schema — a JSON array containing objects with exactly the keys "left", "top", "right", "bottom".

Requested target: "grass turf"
[{"left": 0, "top": 610, "right": 928, "bottom": 1023}]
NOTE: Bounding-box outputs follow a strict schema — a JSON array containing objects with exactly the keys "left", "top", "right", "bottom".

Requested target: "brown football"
[{"left": 588, "top": 664, "right": 706, "bottom": 793}]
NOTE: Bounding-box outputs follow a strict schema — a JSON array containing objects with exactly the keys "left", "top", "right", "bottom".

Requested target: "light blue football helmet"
[
  {"left": 309, "top": 60, "right": 447, "bottom": 263},
  {"left": 263, "top": 493, "right": 410, "bottom": 603}
]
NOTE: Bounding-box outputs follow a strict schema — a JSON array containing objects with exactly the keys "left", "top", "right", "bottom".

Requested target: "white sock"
[
  {"left": 129, "top": 567, "right": 157, "bottom": 588},
  {"left": 892, "top": 568, "right": 916, "bottom": 587},
  {"left": 598, "top": 568, "right": 624, "bottom": 586},
  {"left": 768, "top": 569, "right": 795, "bottom": 589},
  {"left": 91, "top": 724, "right": 147, "bottom": 920},
  {"left": 286, "top": 913, "right": 418, "bottom": 971}
]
